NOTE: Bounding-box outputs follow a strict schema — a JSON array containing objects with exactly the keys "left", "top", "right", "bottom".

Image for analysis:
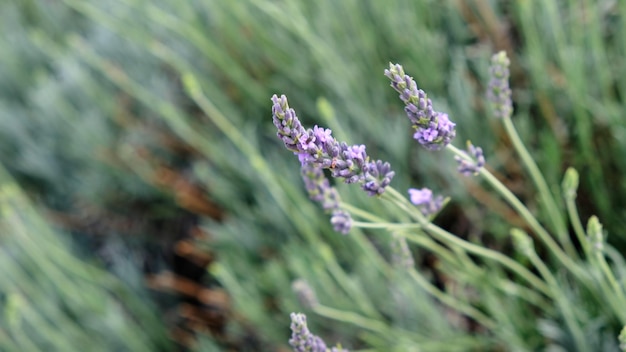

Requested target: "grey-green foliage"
[
  {"left": 54, "top": 1, "right": 483, "bottom": 347},
  {"left": 0, "top": 167, "right": 171, "bottom": 351},
  {"left": 0, "top": 1, "right": 171, "bottom": 209},
  {"left": 4, "top": 0, "right": 626, "bottom": 350}
]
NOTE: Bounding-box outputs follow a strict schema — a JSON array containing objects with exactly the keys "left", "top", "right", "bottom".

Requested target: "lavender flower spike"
[
  {"left": 272, "top": 94, "right": 394, "bottom": 197},
  {"left": 272, "top": 94, "right": 318, "bottom": 155},
  {"left": 487, "top": 51, "right": 513, "bottom": 119},
  {"left": 384, "top": 63, "right": 456, "bottom": 150},
  {"left": 289, "top": 313, "right": 349, "bottom": 352},
  {"left": 362, "top": 160, "right": 395, "bottom": 196},
  {"left": 301, "top": 162, "right": 341, "bottom": 211},
  {"left": 301, "top": 162, "right": 353, "bottom": 234},
  {"left": 289, "top": 313, "right": 328, "bottom": 352},
  {"left": 455, "top": 141, "right": 485, "bottom": 176},
  {"left": 330, "top": 209, "right": 352, "bottom": 235}
]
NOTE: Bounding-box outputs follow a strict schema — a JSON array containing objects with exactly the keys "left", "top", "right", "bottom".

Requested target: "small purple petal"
[
  {"left": 330, "top": 210, "right": 352, "bottom": 234},
  {"left": 408, "top": 188, "right": 443, "bottom": 216}
]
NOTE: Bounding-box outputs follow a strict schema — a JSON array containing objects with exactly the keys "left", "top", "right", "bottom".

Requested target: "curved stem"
[
  {"left": 407, "top": 269, "right": 497, "bottom": 331},
  {"left": 564, "top": 194, "right": 590, "bottom": 256},
  {"left": 383, "top": 187, "right": 552, "bottom": 296},
  {"left": 423, "top": 220, "right": 551, "bottom": 297},
  {"left": 351, "top": 221, "right": 421, "bottom": 230},
  {"left": 501, "top": 117, "right": 571, "bottom": 254},
  {"left": 313, "top": 305, "right": 394, "bottom": 336},
  {"left": 447, "top": 145, "right": 587, "bottom": 280}
]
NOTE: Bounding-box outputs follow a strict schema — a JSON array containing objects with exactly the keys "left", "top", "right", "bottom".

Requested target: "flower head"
[
  {"left": 289, "top": 313, "right": 328, "bottom": 352},
  {"left": 455, "top": 141, "right": 485, "bottom": 176},
  {"left": 385, "top": 64, "right": 456, "bottom": 150},
  {"left": 272, "top": 94, "right": 394, "bottom": 196},
  {"left": 288, "top": 313, "right": 349, "bottom": 352},
  {"left": 487, "top": 51, "right": 513, "bottom": 119},
  {"left": 362, "top": 160, "right": 395, "bottom": 196},
  {"left": 330, "top": 210, "right": 352, "bottom": 235},
  {"left": 408, "top": 188, "right": 444, "bottom": 216},
  {"left": 301, "top": 162, "right": 352, "bottom": 234}
]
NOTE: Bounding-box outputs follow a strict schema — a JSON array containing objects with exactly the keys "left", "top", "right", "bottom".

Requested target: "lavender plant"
[
  {"left": 289, "top": 313, "right": 347, "bottom": 352},
  {"left": 274, "top": 52, "right": 626, "bottom": 351}
]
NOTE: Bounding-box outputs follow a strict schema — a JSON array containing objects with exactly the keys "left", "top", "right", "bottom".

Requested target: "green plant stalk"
[
  {"left": 501, "top": 116, "right": 572, "bottom": 253},
  {"left": 407, "top": 269, "right": 497, "bottom": 331},
  {"left": 564, "top": 193, "right": 590, "bottom": 256},
  {"left": 447, "top": 145, "right": 587, "bottom": 280},
  {"left": 407, "top": 229, "right": 551, "bottom": 308},
  {"left": 586, "top": 262, "right": 626, "bottom": 325},
  {"left": 402, "top": 232, "right": 467, "bottom": 269},
  {"left": 312, "top": 305, "right": 396, "bottom": 337},
  {"left": 316, "top": 243, "right": 384, "bottom": 320},
  {"left": 606, "top": 245, "right": 626, "bottom": 280},
  {"left": 351, "top": 221, "right": 422, "bottom": 230},
  {"left": 384, "top": 187, "right": 552, "bottom": 297},
  {"left": 527, "top": 251, "right": 589, "bottom": 352},
  {"left": 593, "top": 250, "right": 626, "bottom": 306},
  {"left": 340, "top": 202, "right": 391, "bottom": 223}
]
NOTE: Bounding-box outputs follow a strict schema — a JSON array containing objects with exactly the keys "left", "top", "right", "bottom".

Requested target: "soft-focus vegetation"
[{"left": 2, "top": 0, "right": 626, "bottom": 351}]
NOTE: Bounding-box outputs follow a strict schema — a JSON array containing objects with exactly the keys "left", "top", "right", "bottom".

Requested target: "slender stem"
[
  {"left": 594, "top": 251, "right": 625, "bottom": 304},
  {"left": 447, "top": 145, "right": 586, "bottom": 279},
  {"left": 403, "top": 232, "right": 467, "bottom": 268},
  {"left": 424, "top": 220, "right": 551, "bottom": 296},
  {"left": 384, "top": 187, "right": 552, "bottom": 296},
  {"left": 407, "top": 269, "right": 497, "bottom": 331},
  {"left": 501, "top": 117, "right": 572, "bottom": 253},
  {"left": 340, "top": 202, "right": 385, "bottom": 222},
  {"left": 351, "top": 221, "right": 422, "bottom": 230},
  {"left": 313, "top": 305, "right": 394, "bottom": 336},
  {"left": 564, "top": 195, "right": 590, "bottom": 256}
]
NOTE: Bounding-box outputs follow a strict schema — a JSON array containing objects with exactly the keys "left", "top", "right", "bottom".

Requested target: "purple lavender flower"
[
  {"left": 301, "top": 163, "right": 340, "bottom": 210},
  {"left": 455, "top": 141, "right": 485, "bottom": 176},
  {"left": 487, "top": 51, "right": 513, "bottom": 119},
  {"left": 408, "top": 188, "right": 444, "bottom": 216},
  {"left": 289, "top": 313, "right": 349, "bottom": 352},
  {"left": 272, "top": 94, "right": 318, "bottom": 154},
  {"left": 362, "top": 160, "right": 395, "bottom": 196},
  {"left": 272, "top": 94, "right": 394, "bottom": 196},
  {"left": 330, "top": 210, "right": 352, "bottom": 235},
  {"left": 289, "top": 313, "right": 328, "bottom": 352},
  {"left": 301, "top": 162, "right": 353, "bottom": 234},
  {"left": 384, "top": 64, "right": 456, "bottom": 150}
]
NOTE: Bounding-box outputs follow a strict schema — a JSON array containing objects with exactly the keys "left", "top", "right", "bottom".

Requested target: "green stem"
[
  {"left": 407, "top": 269, "right": 497, "bottom": 331},
  {"left": 384, "top": 187, "right": 552, "bottom": 297},
  {"left": 447, "top": 145, "right": 586, "bottom": 280},
  {"left": 313, "top": 305, "right": 394, "bottom": 336},
  {"left": 594, "top": 251, "right": 626, "bottom": 305},
  {"left": 340, "top": 202, "right": 409, "bottom": 224},
  {"left": 564, "top": 194, "right": 590, "bottom": 256},
  {"left": 501, "top": 117, "right": 570, "bottom": 249},
  {"left": 351, "top": 221, "right": 422, "bottom": 230}
]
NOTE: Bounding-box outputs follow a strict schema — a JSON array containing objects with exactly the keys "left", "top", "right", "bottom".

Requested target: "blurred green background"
[{"left": 1, "top": 0, "right": 626, "bottom": 350}]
